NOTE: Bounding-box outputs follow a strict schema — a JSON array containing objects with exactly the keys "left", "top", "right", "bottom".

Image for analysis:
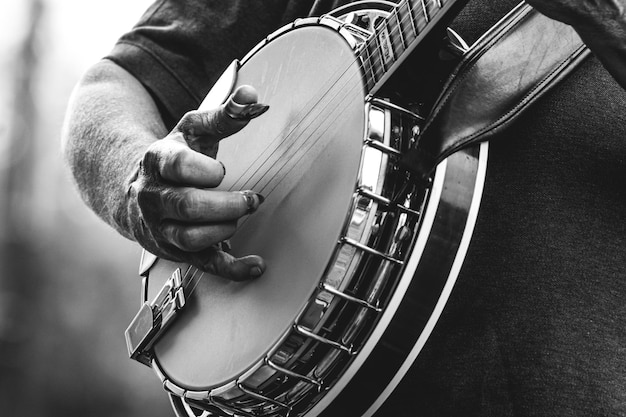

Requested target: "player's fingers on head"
[
  {"left": 160, "top": 221, "right": 237, "bottom": 253},
  {"left": 179, "top": 85, "right": 269, "bottom": 140},
  {"left": 150, "top": 139, "right": 225, "bottom": 187},
  {"left": 197, "top": 250, "right": 266, "bottom": 281},
  {"left": 159, "top": 189, "right": 261, "bottom": 222}
]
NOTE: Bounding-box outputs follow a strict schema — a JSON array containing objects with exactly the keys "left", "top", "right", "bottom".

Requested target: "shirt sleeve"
[{"left": 105, "top": 0, "right": 323, "bottom": 128}]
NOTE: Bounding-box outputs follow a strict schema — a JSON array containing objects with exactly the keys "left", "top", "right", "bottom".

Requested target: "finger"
[
  {"left": 224, "top": 85, "right": 270, "bottom": 120},
  {"left": 145, "top": 138, "right": 226, "bottom": 187},
  {"left": 197, "top": 250, "right": 266, "bottom": 281},
  {"left": 158, "top": 189, "right": 264, "bottom": 222},
  {"left": 161, "top": 221, "right": 237, "bottom": 252},
  {"left": 175, "top": 85, "right": 269, "bottom": 151}
]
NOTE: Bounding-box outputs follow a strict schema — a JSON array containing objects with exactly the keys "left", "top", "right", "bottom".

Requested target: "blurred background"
[{"left": 1, "top": 0, "right": 172, "bottom": 416}]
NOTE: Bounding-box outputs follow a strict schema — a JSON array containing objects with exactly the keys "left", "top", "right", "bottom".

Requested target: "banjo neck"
[{"left": 360, "top": 0, "right": 468, "bottom": 94}]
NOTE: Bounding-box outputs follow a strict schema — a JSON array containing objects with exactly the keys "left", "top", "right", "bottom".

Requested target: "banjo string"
[
  {"left": 226, "top": 1, "right": 436, "bottom": 192},
  {"left": 178, "top": 1, "right": 440, "bottom": 298}
]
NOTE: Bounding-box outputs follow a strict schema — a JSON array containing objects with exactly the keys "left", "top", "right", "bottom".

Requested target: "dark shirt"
[{"left": 107, "top": 1, "right": 626, "bottom": 415}]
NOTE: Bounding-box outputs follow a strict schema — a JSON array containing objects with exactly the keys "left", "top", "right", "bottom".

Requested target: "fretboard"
[{"left": 359, "top": 0, "right": 467, "bottom": 94}]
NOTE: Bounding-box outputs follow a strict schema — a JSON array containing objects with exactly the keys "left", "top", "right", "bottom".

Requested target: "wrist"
[{"left": 113, "top": 156, "right": 147, "bottom": 241}]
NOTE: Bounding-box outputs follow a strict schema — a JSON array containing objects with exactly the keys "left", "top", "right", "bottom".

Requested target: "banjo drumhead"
[{"left": 153, "top": 25, "right": 366, "bottom": 390}]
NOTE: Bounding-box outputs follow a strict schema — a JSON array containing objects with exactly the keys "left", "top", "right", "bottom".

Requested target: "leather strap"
[{"left": 401, "top": 2, "right": 591, "bottom": 178}]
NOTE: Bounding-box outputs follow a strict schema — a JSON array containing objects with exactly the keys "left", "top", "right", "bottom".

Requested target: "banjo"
[{"left": 124, "top": 1, "right": 586, "bottom": 416}]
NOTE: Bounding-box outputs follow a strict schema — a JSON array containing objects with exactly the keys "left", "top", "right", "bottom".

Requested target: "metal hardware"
[
  {"left": 294, "top": 325, "right": 355, "bottom": 354},
  {"left": 368, "top": 97, "right": 424, "bottom": 121},
  {"left": 237, "top": 383, "right": 292, "bottom": 413},
  {"left": 164, "top": 379, "right": 186, "bottom": 397},
  {"left": 320, "top": 282, "right": 381, "bottom": 312},
  {"left": 142, "top": 4, "right": 467, "bottom": 416},
  {"left": 357, "top": 187, "right": 421, "bottom": 216},
  {"left": 394, "top": 225, "right": 413, "bottom": 243},
  {"left": 405, "top": 0, "right": 418, "bottom": 37},
  {"left": 393, "top": 8, "right": 406, "bottom": 50},
  {"left": 364, "top": 138, "right": 402, "bottom": 157},
  {"left": 324, "top": 13, "right": 370, "bottom": 37},
  {"left": 420, "top": 0, "right": 430, "bottom": 22},
  {"left": 140, "top": 276, "right": 149, "bottom": 305},
  {"left": 152, "top": 358, "right": 167, "bottom": 382},
  {"left": 361, "top": 46, "right": 379, "bottom": 86},
  {"left": 266, "top": 359, "right": 323, "bottom": 388},
  {"left": 445, "top": 27, "right": 470, "bottom": 56},
  {"left": 341, "top": 237, "right": 404, "bottom": 265},
  {"left": 125, "top": 268, "right": 186, "bottom": 366},
  {"left": 180, "top": 398, "right": 221, "bottom": 417},
  {"left": 208, "top": 393, "right": 256, "bottom": 417},
  {"left": 184, "top": 390, "right": 211, "bottom": 401},
  {"left": 139, "top": 250, "right": 159, "bottom": 276}
]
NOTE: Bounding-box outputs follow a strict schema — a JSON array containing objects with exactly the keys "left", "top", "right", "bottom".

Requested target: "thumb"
[
  {"left": 211, "top": 84, "right": 271, "bottom": 137},
  {"left": 193, "top": 248, "right": 266, "bottom": 282},
  {"left": 224, "top": 85, "right": 270, "bottom": 121},
  {"left": 174, "top": 85, "right": 269, "bottom": 155}
]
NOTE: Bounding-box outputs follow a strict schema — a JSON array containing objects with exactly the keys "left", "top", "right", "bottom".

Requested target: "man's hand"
[
  {"left": 126, "top": 86, "right": 269, "bottom": 281},
  {"left": 527, "top": 0, "right": 626, "bottom": 89},
  {"left": 526, "top": 0, "right": 625, "bottom": 28}
]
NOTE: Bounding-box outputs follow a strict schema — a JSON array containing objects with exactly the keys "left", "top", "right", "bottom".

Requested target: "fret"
[
  {"left": 396, "top": 0, "right": 417, "bottom": 46},
  {"left": 356, "top": 0, "right": 461, "bottom": 94},
  {"left": 428, "top": 0, "right": 443, "bottom": 15},
  {"left": 393, "top": 8, "right": 407, "bottom": 51},
  {"left": 365, "top": 39, "right": 385, "bottom": 87},
  {"left": 361, "top": 45, "right": 377, "bottom": 91},
  {"left": 406, "top": 0, "right": 428, "bottom": 31},
  {"left": 384, "top": 8, "right": 407, "bottom": 61},
  {"left": 373, "top": 32, "right": 386, "bottom": 72},
  {"left": 404, "top": 0, "right": 418, "bottom": 38},
  {"left": 419, "top": 0, "right": 430, "bottom": 22},
  {"left": 428, "top": 0, "right": 444, "bottom": 21}
]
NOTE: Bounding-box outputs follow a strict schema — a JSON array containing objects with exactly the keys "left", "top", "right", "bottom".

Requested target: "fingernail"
[
  {"left": 225, "top": 96, "right": 270, "bottom": 120},
  {"left": 219, "top": 160, "right": 226, "bottom": 176},
  {"left": 250, "top": 266, "right": 263, "bottom": 277},
  {"left": 239, "top": 103, "right": 270, "bottom": 120},
  {"left": 240, "top": 190, "right": 264, "bottom": 214}
]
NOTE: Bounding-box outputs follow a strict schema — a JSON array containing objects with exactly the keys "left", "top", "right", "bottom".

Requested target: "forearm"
[{"left": 62, "top": 59, "right": 168, "bottom": 239}]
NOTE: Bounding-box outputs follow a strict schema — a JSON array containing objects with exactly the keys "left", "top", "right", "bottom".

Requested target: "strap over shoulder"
[{"left": 401, "top": 3, "right": 590, "bottom": 178}]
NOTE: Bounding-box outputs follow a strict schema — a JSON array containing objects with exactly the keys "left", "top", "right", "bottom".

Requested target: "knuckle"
[
  {"left": 204, "top": 108, "right": 231, "bottom": 136},
  {"left": 174, "top": 229, "right": 197, "bottom": 252},
  {"left": 128, "top": 178, "right": 144, "bottom": 198},
  {"left": 163, "top": 224, "right": 196, "bottom": 252},
  {"left": 208, "top": 251, "right": 235, "bottom": 277},
  {"left": 142, "top": 140, "right": 186, "bottom": 181},
  {"left": 141, "top": 144, "right": 162, "bottom": 175},
  {"left": 176, "top": 111, "right": 198, "bottom": 134},
  {"left": 159, "top": 146, "right": 187, "bottom": 181},
  {"left": 133, "top": 181, "right": 149, "bottom": 206},
  {"left": 134, "top": 180, "right": 158, "bottom": 211},
  {"left": 199, "top": 110, "right": 213, "bottom": 132},
  {"left": 162, "top": 188, "right": 192, "bottom": 219}
]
